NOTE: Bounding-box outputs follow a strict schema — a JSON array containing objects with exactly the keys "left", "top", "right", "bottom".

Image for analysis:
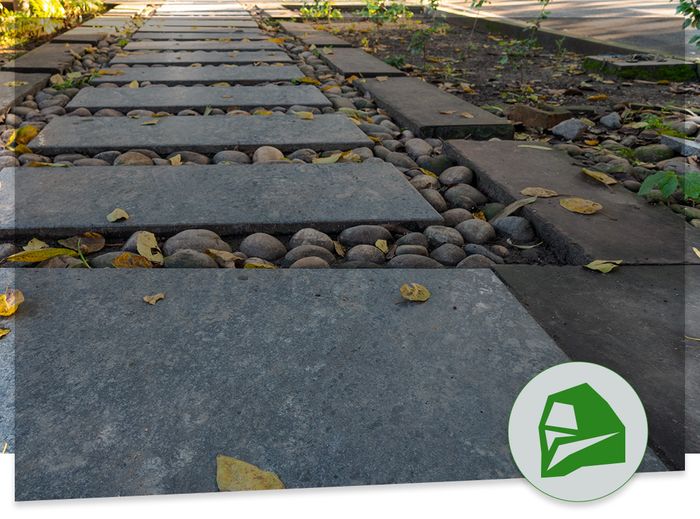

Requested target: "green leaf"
[
  {"left": 638, "top": 171, "right": 677, "bottom": 198},
  {"left": 682, "top": 172, "right": 700, "bottom": 201}
]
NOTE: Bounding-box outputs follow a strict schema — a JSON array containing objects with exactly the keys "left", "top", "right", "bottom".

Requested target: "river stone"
[
  {"left": 439, "top": 166, "right": 473, "bottom": 186},
  {"left": 395, "top": 244, "right": 428, "bottom": 256},
  {"left": 213, "top": 150, "right": 250, "bottom": 164},
  {"left": 113, "top": 151, "right": 153, "bottom": 166},
  {"left": 410, "top": 174, "right": 440, "bottom": 190},
  {"left": 253, "top": 146, "right": 285, "bottom": 163},
  {"left": 345, "top": 244, "right": 385, "bottom": 264},
  {"left": 385, "top": 152, "right": 418, "bottom": 169},
  {"left": 445, "top": 184, "right": 487, "bottom": 207},
  {"left": 463, "top": 244, "right": 504, "bottom": 264},
  {"left": 600, "top": 112, "right": 622, "bottom": 130},
  {"left": 74, "top": 158, "right": 109, "bottom": 166},
  {"left": 396, "top": 232, "right": 428, "bottom": 248},
  {"left": 633, "top": 144, "right": 676, "bottom": 163},
  {"left": 455, "top": 219, "right": 496, "bottom": 244},
  {"left": 88, "top": 251, "right": 122, "bottom": 268},
  {"left": 283, "top": 245, "right": 335, "bottom": 266},
  {"left": 456, "top": 255, "right": 495, "bottom": 268},
  {"left": 416, "top": 155, "right": 453, "bottom": 174},
  {"left": 405, "top": 138, "right": 432, "bottom": 159},
  {"left": 551, "top": 118, "right": 587, "bottom": 141},
  {"left": 0, "top": 243, "right": 19, "bottom": 260},
  {"left": 492, "top": 216, "right": 536, "bottom": 243},
  {"left": 239, "top": 233, "right": 287, "bottom": 261},
  {"left": 430, "top": 243, "right": 466, "bottom": 266},
  {"left": 441, "top": 208, "right": 473, "bottom": 227},
  {"left": 288, "top": 228, "right": 334, "bottom": 251},
  {"left": 289, "top": 257, "right": 330, "bottom": 268},
  {"left": 167, "top": 151, "right": 209, "bottom": 165},
  {"left": 122, "top": 231, "right": 159, "bottom": 253},
  {"left": 386, "top": 254, "right": 443, "bottom": 268},
  {"left": 164, "top": 249, "right": 218, "bottom": 268},
  {"left": 37, "top": 256, "right": 85, "bottom": 268},
  {"left": 163, "top": 229, "right": 231, "bottom": 256},
  {"left": 420, "top": 189, "right": 448, "bottom": 212},
  {"left": 338, "top": 225, "right": 392, "bottom": 247},
  {"left": 423, "top": 225, "right": 464, "bottom": 248},
  {"left": 0, "top": 156, "right": 19, "bottom": 168},
  {"left": 94, "top": 150, "right": 121, "bottom": 164}
]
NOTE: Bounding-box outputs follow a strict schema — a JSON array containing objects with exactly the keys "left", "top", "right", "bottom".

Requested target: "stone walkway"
[{"left": 0, "top": 0, "right": 694, "bottom": 500}]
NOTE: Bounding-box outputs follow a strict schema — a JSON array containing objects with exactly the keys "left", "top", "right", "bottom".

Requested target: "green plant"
[
  {"left": 641, "top": 114, "right": 689, "bottom": 138},
  {"left": 299, "top": 0, "right": 342, "bottom": 21},
  {"left": 359, "top": 0, "right": 413, "bottom": 27},
  {"left": 639, "top": 170, "right": 700, "bottom": 202},
  {"left": 675, "top": 0, "right": 700, "bottom": 46},
  {"left": 384, "top": 54, "right": 406, "bottom": 68}
]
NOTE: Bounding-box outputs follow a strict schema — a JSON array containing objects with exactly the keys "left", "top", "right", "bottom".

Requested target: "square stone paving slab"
[
  {"left": 52, "top": 27, "right": 116, "bottom": 44},
  {"left": 0, "top": 270, "right": 14, "bottom": 453},
  {"left": 89, "top": 64, "right": 304, "bottom": 85},
  {"left": 83, "top": 17, "right": 133, "bottom": 28},
  {"left": 0, "top": 162, "right": 440, "bottom": 238},
  {"left": 28, "top": 113, "right": 372, "bottom": 155},
  {"left": 279, "top": 22, "right": 352, "bottom": 47},
  {"left": 686, "top": 266, "right": 700, "bottom": 453},
  {"left": 143, "top": 19, "right": 259, "bottom": 28},
  {"left": 124, "top": 40, "right": 280, "bottom": 51},
  {"left": 67, "top": 84, "right": 330, "bottom": 112},
  {"left": 319, "top": 47, "right": 404, "bottom": 78},
  {"left": 13, "top": 268, "right": 575, "bottom": 500},
  {"left": 358, "top": 77, "right": 514, "bottom": 140},
  {"left": 131, "top": 31, "right": 269, "bottom": 41},
  {"left": 1, "top": 43, "right": 90, "bottom": 73},
  {"left": 445, "top": 140, "right": 700, "bottom": 265},
  {"left": 0, "top": 72, "right": 50, "bottom": 113},
  {"left": 583, "top": 55, "right": 698, "bottom": 81},
  {"left": 494, "top": 265, "right": 687, "bottom": 469},
  {"left": 110, "top": 50, "right": 292, "bottom": 65},
  {"left": 135, "top": 25, "right": 261, "bottom": 33}
]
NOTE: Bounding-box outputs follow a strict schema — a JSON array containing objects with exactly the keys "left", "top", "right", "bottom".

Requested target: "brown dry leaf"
[
  {"left": 112, "top": 252, "right": 152, "bottom": 269},
  {"left": 312, "top": 152, "right": 342, "bottom": 164},
  {"left": 0, "top": 288, "right": 24, "bottom": 317},
  {"left": 584, "top": 259, "right": 622, "bottom": 274},
  {"left": 141, "top": 120, "right": 159, "bottom": 126},
  {"left": 587, "top": 94, "right": 609, "bottom": 101},
  {"left": 127, "top": 80, "right": 139, "bottom": 89},
  {"left": 400, "top": 283, "right": 431, "bottom": 303},
  {"left": 107, "top": 208, "right": 129, "bottom": 222},
  {"left": 169, "top": 154, "right": 182, "bottom": 166},
  {"left": 206, "top": 249, "right": 245, "bottom": 267},
  {"left": 0, "top": 328, "right": 10, "bottom": 339},
  {"left": 292, "top": 111, "right": 315, "bottom": 120},
  {"left": 375, "top": 76, "right": 389, "bottom": 82},
  {"left": 143, "top": 293, "right": 165, "bottom": 305},
  {"left": 216, "top": 455, "right": 285, "bottom": 492},
  {"left": 375, "top": 239, "right": 389, "bottom": 254},
  {"left": 460, "top": 112, "right": 474, "bottom": 119},
  {"left": 520, "top": 187, "right": 559, "bottom": 198},
  {"left": 136, "top": 231, "right": 163, "bottom": 265},
  {"left": 472, "top": 210, "right": 486, "bottom": 221},
  {"left": 333, "top": 241, "right": 346, "bottom": 257},
  {"left": 26, "top": 161, "right": 69, "bottom": 167},
  {"left": 560, "top": 197, "right": 603, "bottom": 215},
  {"left": 266, "top": 37, "right": 286, "bottom": 44},
  {"left": 439, "top": 110, "right": 456, "bottom": 115},
  {"left": 492, "top": 197, "right": 538, "bottom": 220},
  {"left": 57, "top": 231, "right": 105, "bottom": 254},
  {"left": 345, "top": 74, "right": 360, "bottom": 84},
  {"left": 4, "top": 248, "right": 77, "bottom": 263},
  {"left": 582, "top": 168, "right": 617, "bottom": 186},
  {"left": 23, "top": 238, "right": 48, "bottom": 251}
]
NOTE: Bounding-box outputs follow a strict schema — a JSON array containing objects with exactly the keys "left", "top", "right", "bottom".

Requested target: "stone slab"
[
  {"left": 28, "top": 113, "right": 373, "bottom": 155},
  {"left": 319, "top": 47, "right": 404, "bottom": 78},
  {"left": 0, "top": 270, "right": 14, "bottom": 453},
  {"left": 494, "top": 265, "right": 686, "bottom": 469},
  {"left": 90, "top": 64, "right": 304, "bottom": 85},
  {"left": 124, "top": 40, "right": 280, "bottom": 51},
  {"left": 134, "top": 25, "right": 261, "bottom": 33},
  {"left": 67, "top": 85, "right": 330, "bottom": 111},
  {"left": 660, "top": 135, "right": 700, "bottom": 157},
  {"left": 52, "top": 27, "right": 115, "bottom": 44},
  {"left": 1, "top": 43, "right": 90, "bottom": 73},
  {"left": 83, "top": 17, "right": 133, "bottom": 28},
  {"left": 143, "top": 19, "right": 259, "bottom": 28},
  {"left": 583, "top": 55, "right": 698, "bottom": 81},
  {"left": 358, "top": 77, "right": 514, "bottom": 140},
  {"left": 110, "top": 50, "right": 292, "bottom": 65},
  {"left": 687, "top": 266, "right": 700, "bottom": 453},
  {"left": 279, "top": 22, "right": 352, "bottom": 47},
  {"left": 13, "top": 268, "right": 575, "bottom": 500},
  {"left": 0, "top": 72, "right": 50, "bottom": 113},
  {"left": 0, "top": 162, "right": 440, "bottom": 238},
  {"left": 133, "top": 31, "right": 266, "bottom": 40},
  {"left": 445, "top": 140, "right": 700, "bottom": 265}
]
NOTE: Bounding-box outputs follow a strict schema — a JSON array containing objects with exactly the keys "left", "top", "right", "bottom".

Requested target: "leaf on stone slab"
[
  {"left": 400, "top": 283, "right": 431, "bottom": 303},
  {"left": 127, "top": 80, "right": 139, "bottom": 89},
  {"left": 312, "top": 152, "right": 341, "bottom": 164},
  {"left": 439, "top": 110, "right": 456, "bottom": 115},
  {"left": 517, "top": 144, "right": 552, "bottom": 151},
  {"left": 266, "top": 37, "right": 286, "bottom": 44},
  {"left": 492, "top": 197, "right": 537, "bottom": 221},
  {"left": 375, "top": 239, "right": 389, "bottom": 254},
  {"left": 143, "top": 293, "right": 165, "bottom": 305},
  {"left": 4, "top": 248, "right": 78, "bottom": 263},
  {"left": 693, "top": 246, "right": 700, "bottom": 259},
  {"left": 0, "top": 328, "right": 9, "bottom": 339},
  {"left": 169, "top": 154, "right": 182, "bottom": 166},
  {"left": 23, "top": 238, "right": 48, "bottom": 251},
  {"left": 58, "top": 231, "right": 105, "bottom": 254},
  {"left": 141, "top": 119, "right": 159, "bottom": 126},
  {"left": 112, "top": 252, "right": 152, "bottom": 269},
  {"left": 203, "top": 106, "right": 213, "bottom": 117},
  {"left": 460, "top": 111, "right": 474, "bottom": 119},
  {"left": 216, "top": 455, "right": 285, "bottom": 492},
  {"left": 0, "top": 288, "right": 24, "bottom": 317},
  {"left": 1, "top": 80, "right": 28, "bottom": 87},
  {"left": 560, "top": 197, "right": 603, "bottom": 215},
  {"left": 106, "top": 208, "right": 129, "bottom": 222},
  {"left": 292, "top": 111, "right": 314, "bottom": 120},
  {"left": 584, "top": 259, "right": 623, "bottom": 274},
  {"left": 520, "top": 187, "right": 559, "bottom": 198},
  {"left": 375, "top": 76, "right": 389, "bottom": 82},
  {"left": 136, "top": 231, "right": 163, "bottom": 265},
  {"left": 582, "top": 168, "right": 617, "bottom": 186}
]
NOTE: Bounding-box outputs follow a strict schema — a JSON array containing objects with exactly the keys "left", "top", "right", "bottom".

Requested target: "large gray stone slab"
[
  {"left": 110, "top": 50, "right": 292, "bottom": 65},
  {"left": 132, "top": 31, "right": 268, "bottom": 41},
  {"left": 124, "top": 40, "right": 280, "bottom": 51},
  {"left": 358, "top": 77, "right": 514, "bottom": 140},
  {"left": 52, "top": 27, "right": 115, "bottom": 44},
  {"left": 319, "top": 47, "right": 404, "bottom": 77},
  {"left": 279, "top": 21, "right": 352, "bottom": 47},
  {"left": 1, "top": 43, "right": 90, "bottom": 73},
  {"left": 660, "top": 135, "right": 700, "bottom": 157},
  {"left": 29, "top": 113, "right": 371, "bottom": 155},
  {"left": 83, "top": 17, "right": 133, "bottom": 28},
  {"left": 14, "top": 269, "right": 573, "bottom": 500},
  {"left": 583, "top": 55, "right": 698, "bottom": 81},
  {"left": 687, "top": 266, "right": 700, "bottom": 453},
  {"left": 90, "top": 64, "right": 304, "bottom": 85},
  {"left": 67, "top": 85, "right": 330, "bottom": 111},
  {"left": 134, "top": 25, "right": 262, "bottom": 33},
  {"left": 445, "top": 140, "right": 700, "bottom": 265},
  {"left": 143, "top": 19, "right": 259, "bottom": 28},
  {"left": 0, "top": 162, "right": 440, "bottom": 238},
  {"left": 0, "top": 270, "right": 14, "bottom": 453},
  {"left": 495, "top": 265, "right": 686, "bottom": 469},
  {"left": 0, "top": 72, "right": 50, "bottom": 112}
]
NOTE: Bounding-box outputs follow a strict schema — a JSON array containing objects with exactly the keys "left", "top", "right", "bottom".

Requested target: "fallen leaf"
[
  {"left": 135, "top": 232, "right": 163, "bottom": 265},
  {"left": 23, "top": 238, "right": 48, "bottom": 251},
  {"left": 312, "top": 152, "right": 341, "bottom": 164},
  {"left": 112, "top": 252, "right": 152, "bottom": 268},
  {"left": 127, "top": 80, "right": 139, "bottom": 89},
  {"left": 107, "top": 208, "right": 129, "bottom": 222},
  {"left": 694, "top": 247, "right": 700, "bottom": 259},
  {"left": 582, "top": 168, "right": 617, "bottom": 186},
  {"left": 203, "top": 106, "right": 213, "bottom": 117},
  {"left": 560, "top": 197, "right": 603, "bottom": 215},
  {"left": 26, "top": 161, "right": 69, "bottom": 167},
  {"left": 0, "top": 288, "right": 24, "bottom": 317},
  {"left": 584, "top": 259, "right": 622, "bottom": 274},
  {"left": 206, "top": 249, "right": 245, "bottom": 267},
  {"left": 375, "top": 239, "right": 389, "bottom": 254},
  {"left": 520, "top": 187, "right": 559, "bottom": 198},
  {"left": 292, "top": 111, "right": 314, "bottom": 120},
  {"left": 58, "top": 232, "right": 105, "bottom": 254},
  {"left": 0, "top": 329, "right": 9, "bottom": 339},
  {"left": 97, "top": 69, "right": 125, "bottom": 76},
  {"left": 460, "top": 112, "right": 474, "bottom": 119},
  {"left": 13, "top": 144, "right": 32, "bottom": 154},
  {"left": 141, "top": 120, "right": 159, "bottom": 126},
  {"left": 400, "top": 283, "right": 431, "bottom": 303},
  {"left": 216, "top": 455, "right": 285, "bottom": 491},
  {"left": 7, "top": 125, "right": 38, "bottom": 147},
  {"left": 587, "top": 94, "right": 609, "bottom": 101},
  {"left": 517, "top": 144, "right": 552, "bottom": 151},
  {"left": 243, "top": 258, "right": 277, "bottom": 269},
  {"left": 143, "top": 293, "right": 165, "bottom": 305},
  {"left": 492, "top": 197, "right": 538, "bottom": 220},
  {"left": 266, "top": 37, "right": 286, "bottom": 44},
  {"left": 439, "top": 110, "right": 456, "bottom": 115},
  {"left": 296, "top": 76, "right": 320, "bottom": 86},
  {"left": 169, "top": 154, "right": 182, "bottom": 166},
  {"left": 333, "top": 241, "right": 346, "bottom": 257},
  {"left": 419, "top": 167, "right": 438, "bottom": 178},
  {"left": 253, "top": 108, "right": 273, "bottom": 116},
  {"left": 584, "top": 139, "right": 599, "bottom": 146},
  {"left": 376, "top": 76, "right": 389, "bottom": 82},
  {"left": 4, "top": 248, "right": 77, "bottom": 263},
  {"left": 1, "top": 80, "right": 28, "bottom": 87}
]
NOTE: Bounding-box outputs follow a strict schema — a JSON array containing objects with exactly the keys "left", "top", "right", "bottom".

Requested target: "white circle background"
[{"left": 508, "top": 362, "right": 648, "bottom": 502}]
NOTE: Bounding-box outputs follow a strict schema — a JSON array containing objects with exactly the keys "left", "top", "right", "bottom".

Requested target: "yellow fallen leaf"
[
  {"left": 376, "top": 76, "right": 389, "bottom": 82},
  {"left": 206, "top": 249, "right": 245, "bottom": 267},
  {"left": 292, "top": 111, "right": 314, "bottom": 120},
  {"left": 584, "top": 259, "right": 622, "bottom": 274},
  {"left": 520, "top": 187, "right": 559, "bottom": 198},
  {"left": 4, "top": 248, "right": 77, "bottom": 263},
  {"left": 136, "top": 232, "right": 163, "bottom": 265},
  {"left": 26, "top": 161, "right": 68, "bottom": 167},
  {"left": 13, "top": 143, "right": 32, "bottom": 154},
  {"left": 560, "top": 197, "right": 603, "bottom": 215},
  {"left": 112, "top": 252, "right": 152, "bottom": 268},
  {"left": 141, "top": 120, "right": 159, "bottom": 125},
  {"left": 23, "top": 238, "right": 48, "bottom": 251},
  {"left": 216, "top": 455, "right": 285, "bottom": 491},
  {"left": 243, "top": 259, "right": 277, "bottom": 269},
  {"left": 345, "top": 74, "right": 359, "bottom": 84},
  {"left": 253, "top": 108, "right": 273, "bottom": 116},
  {"left": 7, "top": 125, "right": 39, "bottom": 147},
  {"left": 419, "top": 168, "right": 438, "bottom": 178},
  {"left": 266, "top": 37, "right": 286, "bottom": 44},
  {"left": 143, "top": 293, "right": 165, "bottom": 305},
  {"left": 584, "top": 139, "right": 599, "bottom": 146},
  {"left": 107, "top": 208, "right": 129, "bottom": 222},
  {"left": 587, "top": 94, "right": 609, "bottom": 101},
  {"left": 333, "top": 241, "right": 346, "bottom": 257},
  {"left": 582, "top": 168, "right": 617, "bottom": 186},
  {"left": 127, "top": 80, "right": 139, "bottom": 88},
  {"left": 1, "top": 80, "right": 28, "bottom": 87},
  {"left": 169, "top": 154, "right": 182, "bottom": 166},
  {"left": 0, "top": 328, "right": 10, "bottom": 339},
  {"left": 460, "top": 112, "right": 474, "bottom": 119},
  {"left": 694, "top": 246, "right": 700, "bottom": 259},
  {"left": 296, "top": 76, "right": 320, "bottom": 86},
  {"left": 312, "top": 152, "right": 342, "bottom": 164},
  {"left": 97, "top": 69, "right": 125, "bottom": 76},
  {"left": 58, "top": 231, "right": 105, "bottom": 254},
  {"left": 0, "top": 289, "right": 24, "bottom": 317},
  {"left": 375, "top": 239, "right": 389, "bottom": 254},
  {"left": 400, "top": 283, "right": 431, "bottom": 303}
]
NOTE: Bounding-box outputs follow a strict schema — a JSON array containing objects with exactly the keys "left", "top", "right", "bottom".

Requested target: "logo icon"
[
  {"left": 509, "top": 362, "right": 649, "bottom": 501},
  {"left": 539, "top": 383, "right": 625, "bottom": 477}
]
